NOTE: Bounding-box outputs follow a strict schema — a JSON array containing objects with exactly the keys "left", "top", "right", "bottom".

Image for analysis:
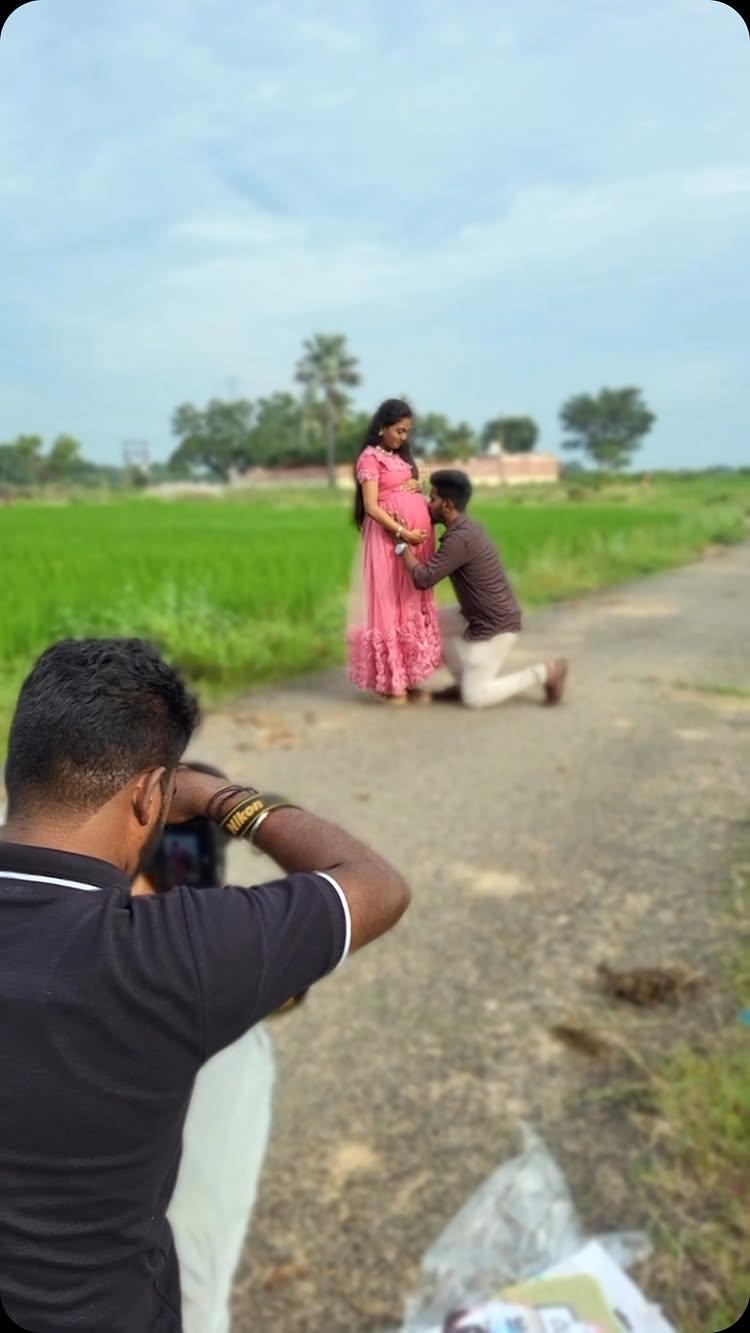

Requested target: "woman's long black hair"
[{"left": 353, "top": 398, "right": 419, "bottom": 530}]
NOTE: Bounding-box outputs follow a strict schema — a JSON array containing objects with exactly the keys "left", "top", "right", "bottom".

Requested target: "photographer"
[{"left": 0, "top": 638, "right": 411, "bottom": 1333}]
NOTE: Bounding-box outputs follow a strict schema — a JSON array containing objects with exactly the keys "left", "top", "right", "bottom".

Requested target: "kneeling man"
[{"left": 398, "top": 469, "right": 568, "bottom": 708}]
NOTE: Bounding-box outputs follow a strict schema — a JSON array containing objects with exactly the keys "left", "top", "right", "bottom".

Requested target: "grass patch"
[
  {"left": 674, "top": 681, "right": 750, "bottom": 702},
  {"left": 0, "top": 477, "right": 747, "bottom": 756},
  {"left": 636, "top": 1039, "right": 750, "bottom": 1332},
  {"left": 590, "top": 856, "right": 750, "bottom": 1333}
]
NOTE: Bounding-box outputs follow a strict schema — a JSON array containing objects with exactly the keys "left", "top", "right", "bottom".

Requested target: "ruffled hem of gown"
[{"left": 347, "top": 613, "right": 442, "bottom": 695}]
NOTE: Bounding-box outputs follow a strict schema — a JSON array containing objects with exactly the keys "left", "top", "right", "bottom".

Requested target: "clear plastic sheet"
[{"left": 400, "top": 1125, "right": 653, "bottom": 1333}]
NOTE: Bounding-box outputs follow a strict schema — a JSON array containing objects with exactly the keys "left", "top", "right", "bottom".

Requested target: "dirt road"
[{"left": 189, "top": 544, "right": 749, "bottom": 1333}]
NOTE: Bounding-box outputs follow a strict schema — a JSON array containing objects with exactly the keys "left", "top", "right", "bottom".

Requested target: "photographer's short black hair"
[
  {"left": 5, "top": 638, "right": 200, "bottom": 815},
  {"left": 430, "top": 469, "right": 473, "bottom": 511}
]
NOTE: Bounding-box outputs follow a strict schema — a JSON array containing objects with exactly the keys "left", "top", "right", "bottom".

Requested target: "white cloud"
[
  {"left": 683, "top": 165, "right": 750, "bottom": 198},
  {"left": 168, "top": 214, "right": 306, "bottom": 247}
]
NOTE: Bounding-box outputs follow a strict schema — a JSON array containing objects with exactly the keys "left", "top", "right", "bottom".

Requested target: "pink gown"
[{"left": 347, "top": 446, "right": 442, "bottom": 695}]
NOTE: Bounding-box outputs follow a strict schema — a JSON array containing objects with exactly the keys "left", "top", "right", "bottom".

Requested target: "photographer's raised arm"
[
  {"left": 167, "top": 766, "right": 411, "bottom": 953},
  {"left": 252, "top": 805, "right": 411, "bottom": 952}
]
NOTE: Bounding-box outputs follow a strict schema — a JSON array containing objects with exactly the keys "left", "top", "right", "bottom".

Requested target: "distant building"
[
  {"left": 147, "top": 452, "right": 559, "bottom": 496},
  {"left": 417, "top": 453, "right": 559, "bottom": 487},
  {"left": 228, "top": 452, "right": 559, "bottom": 490}
]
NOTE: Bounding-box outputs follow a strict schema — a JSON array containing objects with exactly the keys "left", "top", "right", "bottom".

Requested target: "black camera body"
[{"left": 145, "top": 815, "right": 228, "bottom": 894}]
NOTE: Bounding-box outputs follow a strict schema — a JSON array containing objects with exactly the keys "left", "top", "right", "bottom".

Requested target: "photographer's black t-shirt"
[{"left": 0, "top": 840, "right": 349, "bottom": 1333}]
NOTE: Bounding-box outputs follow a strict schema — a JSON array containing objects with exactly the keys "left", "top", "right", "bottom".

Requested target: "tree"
[
  {"left": 248, "top": 393, "right": 306, "bottom": 467},
  {"left": 412, "top": 412, "right": 451, "bottom": 457},
  {"left": 169, "top": 398, "right": 256, "bottom": 480},
  {"left": 0, "top": 433, "right": 121, "bottom": 491},
  {"left": 0, "top": 434, "right": 44, "bottom": 486},
  {"left": 433, "top": 421, "right": 477, "bottom": 461},
  {"left": 43, "top": 434, "right": 83, "bottom": 482},
  {"left": 336, "top": 411, "right": 371, "bottom": 464},
  {"left": 560, "top": 387, "right": 655, "bottom": 471},
  {"left": 0, "top": 443, "right": 26, "bottom": 485},
  {"left": 294, "top": 333, "right": 361, "bottom": 487},
  {"left": 480, "top": 415, "right": 539, "bottom": 454}
]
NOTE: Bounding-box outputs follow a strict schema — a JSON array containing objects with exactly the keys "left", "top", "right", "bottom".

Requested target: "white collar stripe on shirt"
[{"left": 0, "top": 870, "right": 103, "bottom": 893}]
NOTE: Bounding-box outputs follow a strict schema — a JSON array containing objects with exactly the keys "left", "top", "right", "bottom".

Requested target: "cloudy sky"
[{"left": 1, "top": 0, "right": 747, "bottom": 467}]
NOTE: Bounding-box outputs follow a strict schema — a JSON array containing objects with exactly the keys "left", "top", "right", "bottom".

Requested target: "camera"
[
  {"left": 146, "top": 815, "right": 228, "bottom": 894},
  {"left": 143, "top": 763, "right": 229, "bottom": 894}
]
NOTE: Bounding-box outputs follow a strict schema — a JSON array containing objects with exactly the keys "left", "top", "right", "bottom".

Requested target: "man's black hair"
[
  {"left": 5, "top": 638, "right": 200, "bottom": 815},
  {"left": 430, "top": 469, "right": 473, "bottom": 511}
]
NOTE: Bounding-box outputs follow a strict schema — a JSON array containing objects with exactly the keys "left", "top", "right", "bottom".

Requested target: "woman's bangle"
[{"left": 394, "top": 525, "right": 402, "bottom": 539}]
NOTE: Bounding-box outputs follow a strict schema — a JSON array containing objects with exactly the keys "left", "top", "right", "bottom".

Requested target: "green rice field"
[{"left": 0, "top": 474, "right": 748, "bottom": 752}]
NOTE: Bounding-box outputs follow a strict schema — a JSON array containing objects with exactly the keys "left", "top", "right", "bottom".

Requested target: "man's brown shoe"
[{"left": 544, "top": 657, "right": 569, "bottom": 705}]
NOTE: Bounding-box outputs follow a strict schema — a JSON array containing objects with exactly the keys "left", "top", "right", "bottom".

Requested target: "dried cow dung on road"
[
  {"left": 597, "top": 961, "right": 705, "bottom": 1006},
  {"left": 549, "top": 1023, "right": 620, "bottom": 1060}
]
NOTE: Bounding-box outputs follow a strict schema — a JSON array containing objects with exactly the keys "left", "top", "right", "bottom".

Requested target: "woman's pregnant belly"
[{"left": 379, "top": 488, "right": 431, "bottom": 530}]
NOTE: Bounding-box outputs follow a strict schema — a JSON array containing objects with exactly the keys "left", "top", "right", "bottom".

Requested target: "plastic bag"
[{"left": 400, "top": 1125, "right": 652, "bottom": 1333}]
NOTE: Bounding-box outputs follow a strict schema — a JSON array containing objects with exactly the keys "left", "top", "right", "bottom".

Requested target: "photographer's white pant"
[
  {"left": 438, "top": 607, "right": 547, "bottom": 708},
  {"left": 168, "top": 1023, "right": 275, "bottom": 1333}
]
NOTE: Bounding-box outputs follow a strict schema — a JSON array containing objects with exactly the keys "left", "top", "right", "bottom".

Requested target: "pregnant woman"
[{"left": 348, "top": 398, "right": 442, "bottom": 702}]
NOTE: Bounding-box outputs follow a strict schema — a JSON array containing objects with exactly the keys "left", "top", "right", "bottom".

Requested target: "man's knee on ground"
[{"left": 460, "top": 680, "right": 486, "bottom": 709}]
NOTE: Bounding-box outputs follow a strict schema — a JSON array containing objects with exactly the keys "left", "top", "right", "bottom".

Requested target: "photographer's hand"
[{"left": 167, "top": 766, "right": 247, "bottom": 824}]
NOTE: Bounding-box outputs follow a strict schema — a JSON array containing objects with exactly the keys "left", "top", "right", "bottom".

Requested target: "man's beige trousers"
[{"left": 438, "top": 606, "right": 547, "bottom": 708}]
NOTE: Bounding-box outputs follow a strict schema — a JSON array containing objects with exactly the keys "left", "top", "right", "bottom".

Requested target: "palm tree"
[{"left": 295, "top": 333, "right": 361, "bottom": 487}]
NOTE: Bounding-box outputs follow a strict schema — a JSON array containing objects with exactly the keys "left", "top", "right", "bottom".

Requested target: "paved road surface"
[{"left": 187, "top": 544, "right": 749, "bottom": 1333}]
